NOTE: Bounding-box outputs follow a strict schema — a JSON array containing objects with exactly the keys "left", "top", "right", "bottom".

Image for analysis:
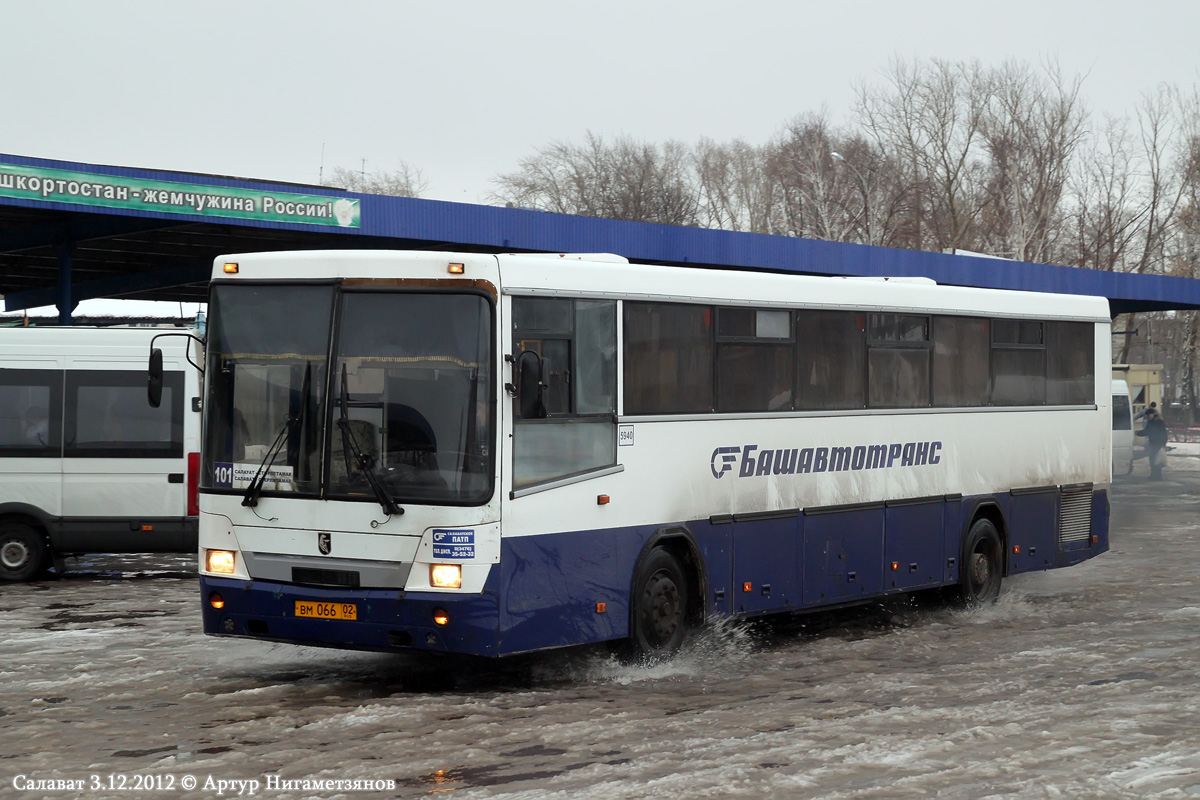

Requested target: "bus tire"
[
  {"left": 627, "top": 547, "right": 691, "bottom": 662},
  {"left": 0, "top": 521, "right": 47, "bottom": 582},
  {"left": 953, "top": 518, "right": 1003, "bottom": 606}
]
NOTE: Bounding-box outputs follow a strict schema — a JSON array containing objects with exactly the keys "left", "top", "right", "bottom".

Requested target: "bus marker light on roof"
[
  {"left": 430, "top": 564, "right": 462, "bottom": 589},
  {"left": 223, "top": 262, "right": 239, "bottom": 274},
  {"left": 206, "top": 549, "right": 236, "bottom": 574},
  {"left": 597, "top": 494, "right": 610, "bottom": 505},
  {"left": 209, "top": 593, "right": 225, "bottom": 610},
  {"left": 448, "top": 262, "right": 465, "bottom": 274},
  {"left": 595, "top": 602, "right": 606, "bottom": 613},
  {"left": 433, "top": 608, "right": 450, "bottom": 626}
]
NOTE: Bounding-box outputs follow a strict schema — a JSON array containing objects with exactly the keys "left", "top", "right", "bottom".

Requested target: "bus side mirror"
[
  {"left": 148, "top": 348, "right": 164, "bottom": 408},
  {"left": 517, "top": 350, "right": 547, "bottom": 419}
]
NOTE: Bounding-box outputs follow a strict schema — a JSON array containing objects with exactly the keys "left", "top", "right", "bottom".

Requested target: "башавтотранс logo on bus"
[{"left": 710, "top": 441, "right": 943, "bottom": 479}]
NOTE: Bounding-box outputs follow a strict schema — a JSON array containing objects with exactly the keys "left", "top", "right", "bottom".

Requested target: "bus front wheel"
[
  {"left": 0, "top": 522, "right": 47, "bottom": 582},
  {"left": 954, "top": 518, "right": 1003, "bottom": 606},
  {"left": 627, "top": 547, "right": 691, "bottom": 662}
]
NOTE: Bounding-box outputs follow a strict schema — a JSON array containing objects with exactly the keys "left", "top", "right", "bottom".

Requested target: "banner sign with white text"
[{"left": 0, "top": 163, "right": 360, "bottom": 228}]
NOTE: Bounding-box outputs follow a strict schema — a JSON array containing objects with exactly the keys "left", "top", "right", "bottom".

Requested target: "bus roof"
[{"left": 216, "top": 250, "right": 1112, "bottom": 323}]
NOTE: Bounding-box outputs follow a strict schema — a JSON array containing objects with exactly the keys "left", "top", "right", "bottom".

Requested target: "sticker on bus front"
[
  {"left": 212, "top": 462, "right": 295, "bottom": 491},
  {"left": 432, "top": 529, "right": 475, "bottom": 559}
]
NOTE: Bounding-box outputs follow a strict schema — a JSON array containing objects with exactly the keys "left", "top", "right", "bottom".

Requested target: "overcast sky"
[{"left": 3, "top": 1, "right": 1198, "bottom": 206}]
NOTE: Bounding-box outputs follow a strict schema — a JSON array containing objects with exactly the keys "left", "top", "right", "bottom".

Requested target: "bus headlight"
[
  {"left": 206, "top": 549, "right": 237, "bottom": 575},
  {"left": 430, "top": 564, "right": 462, "bottom": 589}
]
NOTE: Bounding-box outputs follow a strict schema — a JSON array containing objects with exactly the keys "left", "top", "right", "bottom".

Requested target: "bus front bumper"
[{"left": 200, "top": 575, "right": 501, "bottom": 657}]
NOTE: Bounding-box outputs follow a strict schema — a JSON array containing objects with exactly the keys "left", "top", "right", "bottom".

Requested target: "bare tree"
[
  {"left": 1116, "top": 88, "right": 1192, "bottom": 364},
  {"left": 490, "top": 132, "right": 699, "bottom": 225},
  {"left": 769, "top": 113, "right": 855, "bottom": 241},
  {"left": 856, "top": 57, "right": 995, "bottom": 253},
  {"left": 694, "top": 138, "right": 778, "bottom": 233},
  {"left": 1162, "top": 87, "right": 1200, "bottom": 418},
  {"left": 977, "top": 60, "right": 1088, "bottom": 263},
  {"left": 325, "top": 160, "right": 429, "bottom": 197},
  {"left": 487, "top": 137, "right": 600, "bottom": 215},
  {"left": 606, "top": 138, "right": 698, "bottom": 225},
  {"left": 1067, "top": 115, "right": 1145, "bottom": 273},
  {"left": 1132, "top": 88, "right": 1188, "bottom": 276}
]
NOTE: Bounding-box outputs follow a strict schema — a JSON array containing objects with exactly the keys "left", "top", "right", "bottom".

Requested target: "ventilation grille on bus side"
[{"left": 1059, "top": 486, "right": 1093, "bottom": 544}]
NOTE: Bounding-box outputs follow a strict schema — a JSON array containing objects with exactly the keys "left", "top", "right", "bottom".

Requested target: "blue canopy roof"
[{"left": 0, "top": 152, "right": 1190, "bottom": 317}]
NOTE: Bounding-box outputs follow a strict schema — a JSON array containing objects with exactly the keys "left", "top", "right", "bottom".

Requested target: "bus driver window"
[{"left": 512, "top": 297, "right": 617, "bottom": 490}]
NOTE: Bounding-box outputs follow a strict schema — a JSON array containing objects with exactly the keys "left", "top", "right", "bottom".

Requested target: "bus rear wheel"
[
  {"left": 0, "top": 522, "right": 47, "bottom": 582},
  {"left": 954, "top": 518, "right": 1003, "bottom": 606},
  {"left": 627, "top": 548, "right": 691, "bottom": 662}
]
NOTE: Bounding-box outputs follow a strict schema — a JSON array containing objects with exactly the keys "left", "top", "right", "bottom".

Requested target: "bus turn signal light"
[
  {"left": 209, "top": 593, "right": 225, "bottom": 610},
  {"left": 206, "top": 549, "right": 236, "bottom": 575},
  {"left": 433, "top": 608, "right": 450, "bottom": 626},
  {"left": 430, "top": 564, "right": 462, "bottom": 589}
]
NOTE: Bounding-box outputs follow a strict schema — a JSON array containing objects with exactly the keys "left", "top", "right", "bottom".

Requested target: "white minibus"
[{"left": 0, "top": 326, "right": 201, "bottom": 580}]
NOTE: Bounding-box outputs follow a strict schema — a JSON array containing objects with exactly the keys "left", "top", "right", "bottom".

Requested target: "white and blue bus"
[{"left": 189, "top": 250, "right": 1110, "bottom": 659}]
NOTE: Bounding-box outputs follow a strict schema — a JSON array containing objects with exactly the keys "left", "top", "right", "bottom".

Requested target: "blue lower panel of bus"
[
  {"left": 199, "top": 576, "right": 506, "bottom": 656},
  {"left": 201, "top": 488, "right": 1108, "bottom": 657}
]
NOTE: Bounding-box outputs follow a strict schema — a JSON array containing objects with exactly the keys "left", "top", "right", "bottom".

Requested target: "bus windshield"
[{"left": 203, "top": 284, "right": 494, "bottom": 506}]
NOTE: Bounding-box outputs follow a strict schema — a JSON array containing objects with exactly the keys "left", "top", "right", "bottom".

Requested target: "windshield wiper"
[
  {"left": 337, "top": 363, "right": 403, "bottom": 517},
  {"left": 295, "top": 361, "right": 313, "bottom": 484},
  {"left": 241, "top": 415, "right": 293, "bottom": 508}
]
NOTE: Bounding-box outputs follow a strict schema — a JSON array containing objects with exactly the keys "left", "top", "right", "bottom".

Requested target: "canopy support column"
[{"left": 56, "top": 239, "right": 77, "bottom": 325}]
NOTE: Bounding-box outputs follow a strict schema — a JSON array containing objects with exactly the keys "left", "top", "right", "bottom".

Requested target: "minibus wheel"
[
  {"left": 955, "top": 518, "right": 1003, "bottom": 606},
  {"left": 0, "top": 521, "right": 47, "bottom": 582},
  {"left": 627, "top": 547, "right": 690, "bottom": 662}
]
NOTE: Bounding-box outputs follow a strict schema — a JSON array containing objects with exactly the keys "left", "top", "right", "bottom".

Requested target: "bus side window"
[
  {"left": 66, "top": 371, "right": 183, "bottom": 458},
  {"left": 512, "top": 297, "right": 617, "bottom": 490},
  {"left": 867, "top": 313, "right": 931, "bottom": 408},
  {"left": 1046, "top": 321, "right": 1095, "bottom": 405},
  {"left": 715, "top": 308, "right": 794, "bottom": 413},
  {"left": 992, "top": 320, "right": 1046, "bottom": 406},
  {"left": 932, "top": 315, "right": 990, "bottom": 407},
  {"left": 795, "top": 310, "right": 865, "bottom": 411},
  {"left": 0, "top": 369, "right": 61, "bottom": 455},
  {"left": 623, "top": 302, "right": 713, "bottom": 414}
]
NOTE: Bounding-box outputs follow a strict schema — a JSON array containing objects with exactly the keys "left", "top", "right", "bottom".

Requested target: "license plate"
[{"left": 294, "top": 600, "right": 357, "bottom": 621}]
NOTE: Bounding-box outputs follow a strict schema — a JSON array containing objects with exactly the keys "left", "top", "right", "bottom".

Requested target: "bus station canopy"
[{"left": 0, "top": 152, "right": 1195, "bottom": 321}]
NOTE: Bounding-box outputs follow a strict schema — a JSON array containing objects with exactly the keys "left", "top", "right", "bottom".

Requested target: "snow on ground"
[{"left": 4, "top": 457, "right": 1200, "bottom": 799}]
